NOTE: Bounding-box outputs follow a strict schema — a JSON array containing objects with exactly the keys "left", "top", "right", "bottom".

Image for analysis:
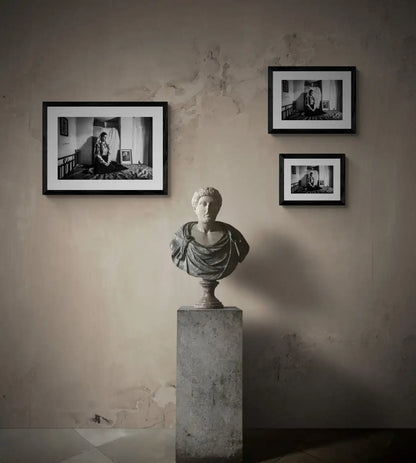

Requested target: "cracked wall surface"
[{"left": 0, "top": 0, "right": 416, "bottom": 427}]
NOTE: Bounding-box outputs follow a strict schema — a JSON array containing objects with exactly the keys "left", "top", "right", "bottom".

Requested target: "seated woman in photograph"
[
  {"left": 305, "top": 89, "right": 323, "bottom": 116},
  {"left": 93, "top": 132, "right": 127, "bottom": 174},
  {"left": 307, "top": 169, "right": 320, "bottom": 190}
]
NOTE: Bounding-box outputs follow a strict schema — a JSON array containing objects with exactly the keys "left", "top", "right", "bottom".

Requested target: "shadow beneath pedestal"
[{"left": 243, "top": 429, "right": 416, "bottom": 462}]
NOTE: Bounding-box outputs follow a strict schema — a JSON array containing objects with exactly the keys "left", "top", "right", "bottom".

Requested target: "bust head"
[{"left": 191, "top": 187, "right": 222, "bottom": 225}]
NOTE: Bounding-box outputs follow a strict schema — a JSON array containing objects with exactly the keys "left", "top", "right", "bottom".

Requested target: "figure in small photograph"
[
  {"left": 305, "top": 89, "right": 322, "bottom": 117},
  {"left": 307, "top": 168, "right": 320, "bottom": 190}
]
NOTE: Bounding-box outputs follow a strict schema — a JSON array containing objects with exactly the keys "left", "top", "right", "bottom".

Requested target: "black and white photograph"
[
  {"left": 281, "top": 80, "right": 343, "bottom": 120},
  {"left": 291, "top": 165, "right": 334, "bottom": 194},
  {"left": 280, "top": 154, "right": 345, "bottom": 205},
  {"left": 269, "top": 67, "right": 356, "bottom": 133},
  {"left": 43, "top": 102, "right": 168, "bottom": 194}
]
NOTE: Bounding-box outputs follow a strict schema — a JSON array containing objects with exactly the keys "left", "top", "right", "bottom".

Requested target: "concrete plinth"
[{"left": 176, "top": 307, "right": 243, "bottom": 463}]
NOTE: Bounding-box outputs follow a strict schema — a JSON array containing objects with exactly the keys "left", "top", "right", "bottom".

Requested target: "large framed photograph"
[
  {"left": 269, "top": 66, "right": 356, "bottom": 133},
  {"left": 280, "top": 154, "right": 346, "bottom": 206},
  {"left": 43, "top": 102, "right": 168, "bottom": 195}
]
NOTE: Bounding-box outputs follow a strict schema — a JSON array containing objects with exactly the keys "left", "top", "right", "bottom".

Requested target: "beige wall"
[{"left": 1, "top": 0, "right": 416, "bottom": 428}]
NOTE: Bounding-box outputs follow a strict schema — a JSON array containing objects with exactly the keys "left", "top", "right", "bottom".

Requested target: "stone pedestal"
[{"left": 176, "top": 307, "right": 243, "bottom": 463}]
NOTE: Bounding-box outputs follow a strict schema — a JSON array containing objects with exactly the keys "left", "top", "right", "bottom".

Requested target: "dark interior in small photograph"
[
  {"left": 282, "top": 80, "right": 343, "bottom": 120},
  {"left": 57, "top": 116, "right": 153, "bottom": 180},
  {"left": 291, "top": 165, "right": 334, "bottom": 194}
]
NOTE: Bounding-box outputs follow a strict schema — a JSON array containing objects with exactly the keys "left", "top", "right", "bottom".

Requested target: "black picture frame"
[
  {"left": 43, "top": 101, "right": 168, "bottom": 195},
  {"left": 268, "top": 66, "right": 356, "bottom": 134},
  {"left": 279, "top": 154, "right": 346, "bottom": 206}
]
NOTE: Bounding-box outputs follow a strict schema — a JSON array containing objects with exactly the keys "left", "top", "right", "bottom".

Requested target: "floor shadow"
[
  {"left": 243, "top": 429, "right": 416, "bottom": 462},
  {"left": 243, "top": 429, "right": 368, "bottom": 462}
]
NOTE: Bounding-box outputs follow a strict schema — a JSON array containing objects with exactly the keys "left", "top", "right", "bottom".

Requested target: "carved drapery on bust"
[{"left": 170, "top": 221, "right": 249, "bottom": 281}]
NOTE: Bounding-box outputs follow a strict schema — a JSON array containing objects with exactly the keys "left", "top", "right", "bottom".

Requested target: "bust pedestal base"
[
  {"left": 176, "top": 307, "right": 243, "bottom": 462},
  {"left": 194, "top": 279, "right": 223, "bottom": 309}
]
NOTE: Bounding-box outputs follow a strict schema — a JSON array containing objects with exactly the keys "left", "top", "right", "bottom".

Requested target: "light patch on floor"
[
  {"left": 59, "top": 448, "right": 114, "bottom": 463},
  {"left": 75, "top": 429, "right": 142, "bottom": 447}
]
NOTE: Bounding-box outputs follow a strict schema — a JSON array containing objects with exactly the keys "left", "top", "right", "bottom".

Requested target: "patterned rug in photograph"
[
  {"left": 63, "top": 163, "right": 153, "bottom": 180},
  {"left": 285, "top": 110, "right": 343, "bottom": 121}
]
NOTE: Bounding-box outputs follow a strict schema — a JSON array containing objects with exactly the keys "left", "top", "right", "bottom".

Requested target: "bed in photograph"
[{"left": 62, "top": 162, "right": 153, "bottom": 180}]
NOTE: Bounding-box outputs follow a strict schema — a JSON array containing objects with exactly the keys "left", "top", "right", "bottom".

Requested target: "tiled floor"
[{"left": 1, "top": 428, "right": 416, "bottom": 462}]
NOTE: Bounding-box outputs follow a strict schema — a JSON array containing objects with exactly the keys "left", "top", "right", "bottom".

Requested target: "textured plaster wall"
[{"left": 0, "top": 0, "right": 415, "bottom": 428}]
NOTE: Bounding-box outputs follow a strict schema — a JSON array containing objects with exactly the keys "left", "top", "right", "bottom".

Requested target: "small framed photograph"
[
  {"left": 279, "top": 154, "right": 346, "bottom": 206},
  {"left": 59, "top": 117, "right": 68, "bottom": 136},
  {"left": 43, "top": 102, "right": 168, "bottom": 195},
  {"left": 268, "top": 66, "right": 356, "bottom": 133},
  {"left": 120, "top": 149, "right": 132, "bottom": 164}
]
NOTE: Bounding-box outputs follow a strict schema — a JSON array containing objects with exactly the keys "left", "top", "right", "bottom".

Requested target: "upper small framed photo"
[
  {"left": 43, "top": 102, "right": 168, "bottom": 195},
  {"left": 280, "top": 153, "right": 346, "bottom": 206},
  {"left": 268, "top": 66, "right": 356, "bottom": 134}
]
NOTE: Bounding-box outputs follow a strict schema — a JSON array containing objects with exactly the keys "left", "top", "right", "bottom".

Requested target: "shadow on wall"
[
  {"left": 78, "top": 136, "right": 93, "bottom": 165},
  {"left": 236, "top": 232, "right": 322, "bottom": 311},
  {"left": 242, "top": 323, "right": 383, "bottom": 428},
  {"left": 294, "top": 92, "right": 305, "bottom": 112},
  {"left": 233, "top": 232, "right": 383, "bottom": 429}
]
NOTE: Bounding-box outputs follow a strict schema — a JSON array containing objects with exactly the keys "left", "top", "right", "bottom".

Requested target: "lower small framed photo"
[{"left": 279, "top": 154, "right": 345, "bottom": 206}]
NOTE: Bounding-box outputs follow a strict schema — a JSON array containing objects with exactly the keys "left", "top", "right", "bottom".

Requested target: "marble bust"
[{"left": 170, "top": 187, "right": 249, "bottom": 308}]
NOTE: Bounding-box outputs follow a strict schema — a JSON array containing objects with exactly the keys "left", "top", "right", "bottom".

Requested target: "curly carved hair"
[{"left": 191, "top": 187, "right": 222, "bottom": 211}]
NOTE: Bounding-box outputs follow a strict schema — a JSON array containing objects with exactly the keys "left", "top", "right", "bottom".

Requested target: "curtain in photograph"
[
  {"left": 132, "top": 117, "right": 153, "bottom": 167},
  {"left": 336, "top": 80, "right": 343, "bottom": 112},
  {"left": 312, "top": 82, "right": 322, "bottom": 111},
  {"left": 105, "top": 127, "right": 120, "bottom": 162}
]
